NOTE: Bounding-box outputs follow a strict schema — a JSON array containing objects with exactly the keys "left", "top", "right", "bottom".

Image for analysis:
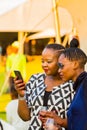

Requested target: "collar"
[{"left": 73, "top": 71, "right": 87, "bottom": 91}]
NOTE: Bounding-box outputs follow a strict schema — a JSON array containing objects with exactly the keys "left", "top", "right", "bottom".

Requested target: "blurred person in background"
[
  {"left": 0, "top": 44, "right": 2, "bottom": 62},
  {"left": 6, "top": 45, "right": 13, "bottom": 56},
  {"left": 5, "top": 41, "right": 27, "bottom": 92},
  {"left": 31, "top": 39, "right": 36, "bottom": 55},
  {"left": 6, "top": 84, "right": 29, "bottom": 130},
  {"left": 14, "top": 43, "right": 74, "bottom": 130}
]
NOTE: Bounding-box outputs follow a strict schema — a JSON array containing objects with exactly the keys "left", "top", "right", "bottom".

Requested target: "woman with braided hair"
[{"left": 41, "top": 47, "right": 87, "bottom": 130}]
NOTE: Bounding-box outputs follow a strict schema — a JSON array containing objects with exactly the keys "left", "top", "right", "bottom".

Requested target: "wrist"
[{"left": 18, "top": 95, "right": 25, "bottom": 100}]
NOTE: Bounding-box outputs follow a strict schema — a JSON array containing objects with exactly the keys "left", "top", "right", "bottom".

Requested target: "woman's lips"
[
  {"left": 59, "top": 74, "right": 64, "bottom": 78},
  {"left": 43, "top": 69, "right": 48, "bottom": 72}
]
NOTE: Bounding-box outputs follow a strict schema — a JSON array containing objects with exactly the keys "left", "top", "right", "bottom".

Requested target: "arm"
[
  {"left": 14, "top": 77, "right": 31, "bottom": 121},
  {"left": 18, "top": 100, "right": 31, "bottom": 121},
  {"left": 6, "top": 104, "right": 12, "bottom": 124},
  {"left": 54, "top": 113, "right": 67, "bottom": 128}
]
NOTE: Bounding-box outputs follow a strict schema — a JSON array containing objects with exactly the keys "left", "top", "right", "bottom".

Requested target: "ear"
[{"left": 73, "top": 61, "right": 79, "bottom": 70}]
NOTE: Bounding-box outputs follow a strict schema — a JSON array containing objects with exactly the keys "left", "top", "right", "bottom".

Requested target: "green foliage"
[
  {"left": 0, "top": 72, "right": 9, "bottom": 93},
  {"left": 0, "top": 112, "right": 6, "bottom": 121}
]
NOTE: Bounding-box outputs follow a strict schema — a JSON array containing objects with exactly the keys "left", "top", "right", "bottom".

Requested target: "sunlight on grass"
[
  {"left": 0, "top": 94, "right": 11, "bottom": 112},
  {"left": 0, "top": 94, "right": 11, "bottom": 120}
]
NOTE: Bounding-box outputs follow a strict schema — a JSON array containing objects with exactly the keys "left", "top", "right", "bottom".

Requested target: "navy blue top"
[{"left": 67, "top": 72, "right": 87, "bottom": 130}]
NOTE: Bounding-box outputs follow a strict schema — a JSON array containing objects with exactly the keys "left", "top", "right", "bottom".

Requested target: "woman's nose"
[
  {"left": 58, "top": 68, "right": 61, "bottom": 73},
  {"left": 42, "top": 62, "right": 48, "bottom": 67}
]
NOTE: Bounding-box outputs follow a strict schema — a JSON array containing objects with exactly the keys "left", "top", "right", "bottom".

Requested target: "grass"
[
  {"left": 0, "top": 94, "right": 11, "bottom": 112},
  {"left": 0, "top": 112, "right": 6, "bottom": 120},
  {"left": 0, "top": 94, "right": 11, "bottom": 120}
]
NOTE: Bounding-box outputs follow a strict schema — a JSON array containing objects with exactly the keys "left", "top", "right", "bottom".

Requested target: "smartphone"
[{"left": 14, "top": 70, "right": 23, "bottom": 80}]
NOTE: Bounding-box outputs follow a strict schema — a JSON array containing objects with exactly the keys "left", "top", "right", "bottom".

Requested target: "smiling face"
[
  {"left": 58, "top": 54, "right": 77, "bottom": 82},
  {"left": 42, "top": 48, "right": 58, "bottom": 76}
]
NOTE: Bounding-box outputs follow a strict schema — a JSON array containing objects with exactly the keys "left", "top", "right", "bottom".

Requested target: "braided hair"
[
  {"left": 61, "top": 47, "right": 87, "bottom": 68},
  {"left": 43, "top": 43, "right": 65, "bottom": 58}
]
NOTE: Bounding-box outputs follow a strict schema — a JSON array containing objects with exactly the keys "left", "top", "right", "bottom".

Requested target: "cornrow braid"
[
  {"left": 44, "top": 43, "right": 65, "bottom": 50},
  {"left": 43, "top": 43, "right": 65, "bottom": 58},
  {"left": 61, "top": 47, "right": 87, "bottom": 68}
]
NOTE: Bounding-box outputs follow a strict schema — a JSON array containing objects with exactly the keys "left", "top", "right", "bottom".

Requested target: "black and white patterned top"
[{"left": 25, "top": 73, "right": 74, "bottom": 130}]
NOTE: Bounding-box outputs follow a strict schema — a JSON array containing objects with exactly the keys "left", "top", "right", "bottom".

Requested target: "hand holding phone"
[
  {"left": 14, "top": 70, "right": 23, "bottom": 80},
  {"left": 14, "top": 70, "right": 25, "bottom": 93}
]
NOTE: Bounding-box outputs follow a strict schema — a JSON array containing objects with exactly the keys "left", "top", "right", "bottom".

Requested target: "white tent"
[
  {"left": 0, "top": 0, "right": 73, "bottom": 34},
  {"left": 0, "top": 0, "right": 26, "bottom": 16},
  {"left": 0, "top": 0, "right": 87, "bottom": 53},
  {"left": 59, "top": 0, "right": 87, "bottom": 70},
  {"left": 28, "top": 29, "right": 56, "bottom": 40},
  {"left": 59, "top": 0, "right": 87, "bottom": 53}
]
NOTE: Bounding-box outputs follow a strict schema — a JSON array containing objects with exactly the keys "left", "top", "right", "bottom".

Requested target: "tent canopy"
[
  {"left": 0, "top": 0, "right": 87, "bottom": 52},
  {"left": 0, "top": 0, "right": 73, "bottom": 35},
  {"left": 0, "top": 0, "right": 26, "bottom": 16},
  {"left": 28, "top": 29, "right": 56, "bottom": 40}
]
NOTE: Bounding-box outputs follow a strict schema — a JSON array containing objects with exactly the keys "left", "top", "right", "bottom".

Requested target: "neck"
[
  {"left": 47, "top": 74, "right": 62, "bottom": 80},
  {"left": 73, "top": 68, "right": 84, "bottom": 82}
]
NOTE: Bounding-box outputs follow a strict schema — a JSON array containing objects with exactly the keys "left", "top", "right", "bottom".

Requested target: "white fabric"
[
  {"left": 0, "top": 0, "right": 73, "bottom": 34},
  {"left": 28, "top": 28, "right": 64, "bottom": 40},
  {"left": 0, "top": 0, "right": 27, "bottom": 16},
  {"left": 6, "top": 99, "right": 29, "bottom": 130},
  {"left": 0, "top": 119, "right": 16, "bottom": 130}
]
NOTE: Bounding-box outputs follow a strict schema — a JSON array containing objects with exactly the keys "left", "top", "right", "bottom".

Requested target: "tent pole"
[
  {"left": 52, "top": 0, "right": 61, "bottom": 44},
  {"left": 18, "top": 32, "right": 24, "bottom": 54}
]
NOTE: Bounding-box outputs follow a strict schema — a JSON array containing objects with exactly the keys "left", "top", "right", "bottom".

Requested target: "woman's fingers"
[{"left": 14, "top": 77, "right": 25, "bottom": 96}]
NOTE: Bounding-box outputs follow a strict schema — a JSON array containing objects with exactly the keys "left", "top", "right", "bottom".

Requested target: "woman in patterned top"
[{"left": 14, "top": 43, "right": 74, "bottom": 130}]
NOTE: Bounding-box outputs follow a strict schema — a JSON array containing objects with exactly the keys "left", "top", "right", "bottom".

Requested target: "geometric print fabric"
[{"left": 25, "top": 73, "right": 74, "bottom": 130}]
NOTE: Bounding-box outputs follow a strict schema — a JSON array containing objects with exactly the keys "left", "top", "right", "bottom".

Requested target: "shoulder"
[
  {"left": 28, "top": 73, "right": 45, "bottom": 81},
  {"left": 83, "top": 75, "right": 87, "bottom": 111},
  {"left": 6, "top": 100, "right": 18, "bottom": 110},
  {"left": 83, "top": 73, "right": 87, "bottom": 91},
  {"left": 26, "top": 73, "right": 45, "bottom": 88},
  {"left": 60, "top": 80, "right": 74, "bottom": 92},
  {"left": 61, "top": 80, "right": 73, "bottom": 88},
  {"left": 17, "top": 54, "right": 26, "bottom": 59}
]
